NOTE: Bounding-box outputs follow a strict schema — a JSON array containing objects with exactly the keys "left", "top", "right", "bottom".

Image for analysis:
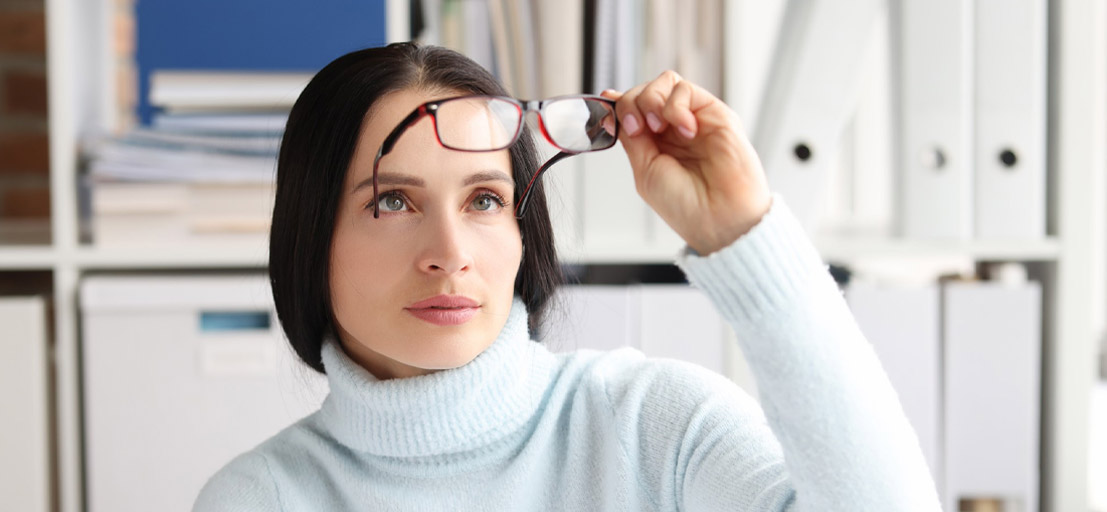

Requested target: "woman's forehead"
[
  {"left": 363, "top": 88, "right": 457, "bottom": 142},
  {"left": 354, "top": 87, "right": 514, "bottom": 185}
]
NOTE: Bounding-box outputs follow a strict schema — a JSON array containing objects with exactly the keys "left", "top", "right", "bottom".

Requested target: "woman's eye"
[
  {"left": 471, "top": 192, "right": 505, "bottom": 212},
  {"left": 377, "top": 193, "right": 408, "bottom": 212}
]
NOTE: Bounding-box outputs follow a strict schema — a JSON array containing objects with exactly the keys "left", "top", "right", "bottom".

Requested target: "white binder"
[
  {"left": 896, "top": 0, "right": 974, "bottom": 239},
  {"left": 0, "top": 296, "right": 50, "bottom": 512},
  {"left": 973, "top": 0, "right": 1047, "bottom": 239},
  {"left": 845, "top": 282, "right": 942, "bottom": 482},
  {"left": 752, "top": 0, "right": 883, "bottom": 230},
  {"left": 943, "top": 280, "right": 1041, "bottom": 512}
]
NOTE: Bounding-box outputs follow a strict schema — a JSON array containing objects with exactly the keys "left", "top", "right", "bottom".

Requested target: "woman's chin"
[{"left": 402, "top": 340, "right": 489, "bottom": 372}]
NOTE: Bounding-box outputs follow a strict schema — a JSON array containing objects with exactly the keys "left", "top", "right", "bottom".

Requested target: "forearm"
[{"left": 675, "top": 196, "right": 941, "bottom": 511}]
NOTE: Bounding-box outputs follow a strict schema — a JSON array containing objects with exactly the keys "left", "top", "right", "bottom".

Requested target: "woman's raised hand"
[{"left": 601, "top": 71, "right": 772, "bottom": 256}]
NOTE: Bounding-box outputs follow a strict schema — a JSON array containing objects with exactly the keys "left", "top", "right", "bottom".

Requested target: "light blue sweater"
[{"left": 194, "top": 198, "right": 942, "bottom": 511}]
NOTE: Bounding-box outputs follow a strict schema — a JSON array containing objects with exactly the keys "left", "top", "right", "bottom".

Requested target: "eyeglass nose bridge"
[
  {"left": 521, "top": 101, "right": 544, "bottom": 134},
  {"left": 522, "top": 99, "right": 564, "bottom": 152}
]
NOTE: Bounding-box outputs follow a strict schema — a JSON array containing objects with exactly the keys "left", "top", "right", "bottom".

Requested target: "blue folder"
[{"left": 136, "top": 0, "right": 387, "bottom": 123}]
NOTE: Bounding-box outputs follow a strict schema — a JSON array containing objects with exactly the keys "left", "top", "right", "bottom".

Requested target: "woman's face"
[{"left": 329, "top": 87, "right": 523, "bottom": 379}]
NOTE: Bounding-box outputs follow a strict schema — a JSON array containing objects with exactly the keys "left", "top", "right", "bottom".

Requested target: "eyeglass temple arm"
[
  {"left": 514, "top": 151, "right": 574, "bottom": 219},
  {"left": 373, "top": 106, "right": 430, "bottom": 218}
]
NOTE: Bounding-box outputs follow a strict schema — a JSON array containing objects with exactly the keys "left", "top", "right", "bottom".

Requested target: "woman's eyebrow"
[
  {"left": 463, "top": 170, "right": 514, "bottom": 187},
  {"left": 351, "top": 172, "right": 423, "bottom": 194},
  {"left": 352, "top": 170, "right": 514, "bottom": 195}
]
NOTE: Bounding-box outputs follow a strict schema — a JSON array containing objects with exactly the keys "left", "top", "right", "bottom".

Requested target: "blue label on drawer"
[{"left": 200, "top": 311, "right": 271, "bottom": 331}]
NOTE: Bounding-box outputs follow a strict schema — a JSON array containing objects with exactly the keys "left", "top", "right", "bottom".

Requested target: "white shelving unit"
[{"left": 7, "top": 0, "right": 1101, "bottom": 510}]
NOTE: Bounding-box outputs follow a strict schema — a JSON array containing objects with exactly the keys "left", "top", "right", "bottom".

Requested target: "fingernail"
[
  {"left": 622, "top": 114, "right": 641, "bottom": 135},
  {"left": 678, "top": 125, "right": 695, "bottom": 139},
  {"left": 646, "top": 113, "right": 662, "bottom": 133}
]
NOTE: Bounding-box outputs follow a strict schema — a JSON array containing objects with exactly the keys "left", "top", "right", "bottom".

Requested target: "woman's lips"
[
  {"left": 405, "top": 306, "right": 479, "bottom": 326},
  {"left": 405, "top": 295, "right": 480, "bottom": 326}
]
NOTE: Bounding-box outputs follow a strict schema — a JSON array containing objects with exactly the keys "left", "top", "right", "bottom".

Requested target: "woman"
[{"left": 195, "top": 42, "right": 940, "bottom": 511}]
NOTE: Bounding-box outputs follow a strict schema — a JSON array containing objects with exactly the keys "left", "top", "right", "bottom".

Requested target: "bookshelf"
[{"left": 5, "top": 0, "right": 1101, "bottom": 511}]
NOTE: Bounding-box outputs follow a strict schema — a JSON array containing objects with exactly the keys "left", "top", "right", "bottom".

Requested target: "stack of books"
[{"left": 87, "top": 71, "right": 311, "bottom": 248}]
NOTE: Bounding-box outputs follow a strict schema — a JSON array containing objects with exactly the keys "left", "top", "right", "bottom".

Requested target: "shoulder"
[
  {"left": 193, "top": 449, "right": 281, "bottom": 512},
  {"left": 564, "top": 348, "right": 783, "bottom": 504},
  {"left": 566, "top": 347, "right": 765, "bottom": 428},
  {"left": 193, "top": 415, "right": 328, "bottom": 512}
]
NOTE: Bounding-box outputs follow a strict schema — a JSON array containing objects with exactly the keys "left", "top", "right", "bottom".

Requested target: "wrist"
[{"left": 689, "top": 194, "right": 773, "bottom": 256}]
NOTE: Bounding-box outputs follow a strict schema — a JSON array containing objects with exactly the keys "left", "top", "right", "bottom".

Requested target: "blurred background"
[{"left": 0, "top": 0, "right": 1104, "bottom": 511}]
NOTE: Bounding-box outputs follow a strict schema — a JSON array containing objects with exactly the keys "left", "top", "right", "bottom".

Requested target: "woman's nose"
[{"left": 415, "top": 216, "right": 474, "bottom": 275}]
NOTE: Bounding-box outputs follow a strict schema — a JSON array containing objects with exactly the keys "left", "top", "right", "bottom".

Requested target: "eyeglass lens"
[
  {"left": 434, "top": 96, "right": 617, "bottom": 153},
  {"left": 542, "top": 97, "right": 617, "bottom": 152},
  {"left": 434, "top": 97, "right": 523, "bottom": 151}
]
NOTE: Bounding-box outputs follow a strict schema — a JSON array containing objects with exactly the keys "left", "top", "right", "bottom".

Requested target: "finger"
[
  {"left": 600, "top": 89, "right": 624, "bottom": 137},
  {"left": 600, "top": 89, "right": 624, "bottom": 101},
  {"left": 615, "top": 82, "right": 647, "bottom": 137},
  {"left": 611, "top": 83, "right": 660, "bottom": 174},
  {"left": 663, "top": 80, "right": 698, "bottom": 139},
  {"left": 634, "top": 70, "right": 683, "bottom": 134}
]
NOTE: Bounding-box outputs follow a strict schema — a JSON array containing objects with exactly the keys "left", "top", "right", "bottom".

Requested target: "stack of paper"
[
  {"left": 149, "top": 71, "right": 309, "bottom": 113},
  {"left": 87, "top": 71, "right": 297, "bottom": 248}
]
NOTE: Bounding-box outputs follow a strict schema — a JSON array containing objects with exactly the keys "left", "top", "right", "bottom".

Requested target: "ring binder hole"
[
  {"left": 918, "top": 147, "right": 947, "bottom": 170},
  {"left": 999, "top": 149, "right": 1018, "bottom": 168},
  {"left": 792, "top": 143, "right": 812, "bottom": 162}
]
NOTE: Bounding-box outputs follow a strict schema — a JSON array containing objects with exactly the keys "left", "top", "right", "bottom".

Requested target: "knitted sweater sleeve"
[{"left": 666, "top": 196, "right": 942, "bottom": 511}]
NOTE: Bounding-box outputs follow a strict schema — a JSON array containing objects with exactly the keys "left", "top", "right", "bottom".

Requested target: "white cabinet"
[
  {"left": 80, "top": 274, "right": 327, "bottom": 511},
  {"left": 0, "top": 296, "right": 50, "bottom": 512}
]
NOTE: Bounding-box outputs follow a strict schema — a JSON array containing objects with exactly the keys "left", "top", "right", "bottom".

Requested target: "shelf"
[
  {"left": 0, "top": 246, "right": 57, "bottom": 270},
  {"left": 814, "top": 235, "right": 1063, "bottom": 262},
  {"left": 0, "top": 219, "right": 52, "bottom": 245},
  {"left": 560, "top": 236, "right": 1063, "bottom": 265},
  {"left": 559, "top": 244, "right": 685, "bottom": 264},
  {"left": 0, "top": 235, "right": 1065, "bottom": 271},
  {"left": 73, "top": 245, "right": 268, "bottom": 269}
]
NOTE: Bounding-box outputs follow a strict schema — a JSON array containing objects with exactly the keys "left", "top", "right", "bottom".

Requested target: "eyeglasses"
[{"left": 371, "top": 94, "right": 619, "bottom": 218}]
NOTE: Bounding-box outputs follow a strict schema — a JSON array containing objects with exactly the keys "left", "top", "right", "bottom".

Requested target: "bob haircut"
[{"left": 270, "top": 42, "right": 563, "bottom": 374}]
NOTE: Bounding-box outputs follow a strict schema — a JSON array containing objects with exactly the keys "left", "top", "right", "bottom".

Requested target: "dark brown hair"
[{"left": 269, "top": 43, "right": 563, "bottom": 373}]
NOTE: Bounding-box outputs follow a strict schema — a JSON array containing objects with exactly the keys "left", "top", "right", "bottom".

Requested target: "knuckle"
[
  {"left": 635, "top": 91, "right": 663, "bottom": 112},
  {"left": 662, "top": 99, "right": 681, "bottom": 116},
  {"left": 659, "top": 69, "right": 682, "bottom": 83},
  {"left": 614, "top": 96, "right": 632, "bottom": 115}
]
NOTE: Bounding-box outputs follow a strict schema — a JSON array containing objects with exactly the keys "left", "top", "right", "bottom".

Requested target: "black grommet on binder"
[
  {"left": 999, "top": 149, "right": 1018, "bottom": 168},
  {"left": 793, "top": 143, "right": 812, "bottom": 162},
  {"left": 919, "top": 148, "right": 947, "bottom": 170}
]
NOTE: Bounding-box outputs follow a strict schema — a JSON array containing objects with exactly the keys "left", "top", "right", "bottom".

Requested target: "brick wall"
[{"left": 0, "top": 0, "right": 50, "bottom": 224}]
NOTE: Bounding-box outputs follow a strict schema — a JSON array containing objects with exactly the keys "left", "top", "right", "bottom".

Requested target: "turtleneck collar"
[{"left": 317, "top": 297, "right": 557, "bottom": 458}]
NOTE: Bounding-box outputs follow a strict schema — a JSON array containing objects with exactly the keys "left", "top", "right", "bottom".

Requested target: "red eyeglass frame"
[{"left": 369, "top": 94, "right": 619, "bottom": 219}]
